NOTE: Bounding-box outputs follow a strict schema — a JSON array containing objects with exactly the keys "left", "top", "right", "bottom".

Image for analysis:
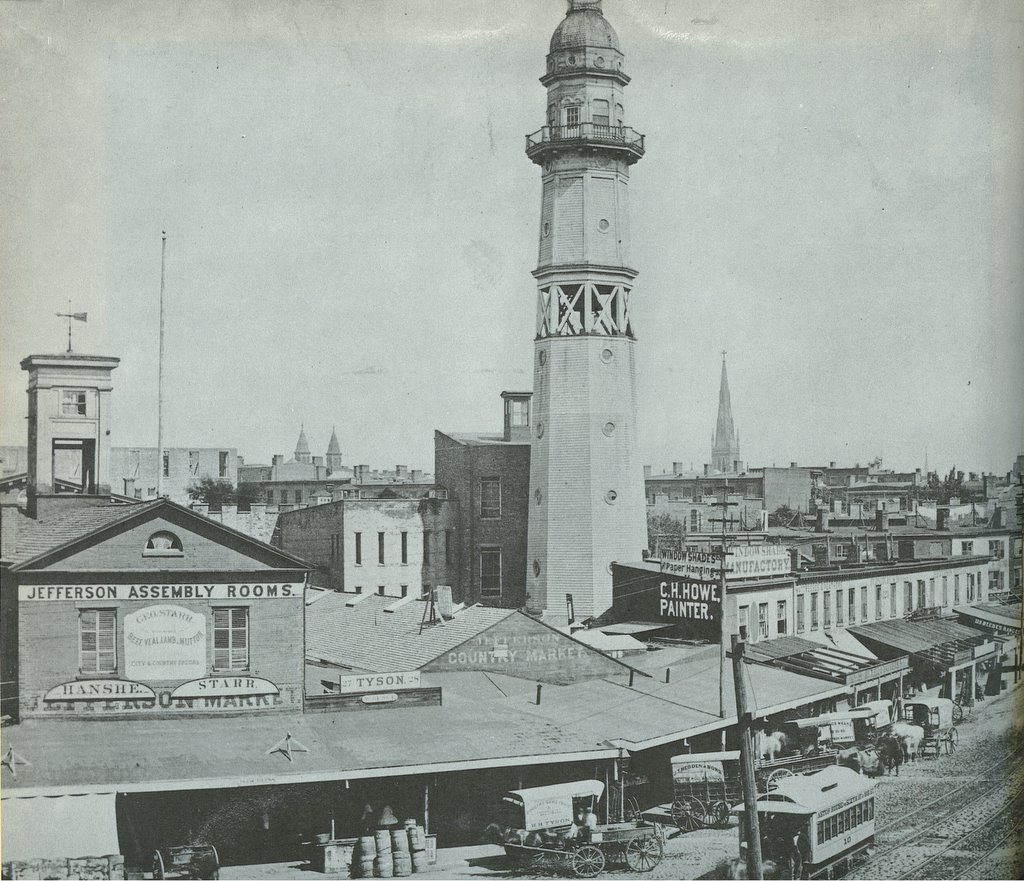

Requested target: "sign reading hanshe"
[{"left": 335, "top": 671, "right": 421, "bottom": 694}]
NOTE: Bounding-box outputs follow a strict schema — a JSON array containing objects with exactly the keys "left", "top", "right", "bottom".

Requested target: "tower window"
[
  {"left": 592, "top": 99, "right": 609, "bottom": 127},
  {"left": 219, "top": 451, "right": 229, "bottom": 478},
  {"left": 62, "top": 390, "right": 87, "bottom": 416},
  {"left": 565, "top": 105, "right": 580, "bottom": 128}
]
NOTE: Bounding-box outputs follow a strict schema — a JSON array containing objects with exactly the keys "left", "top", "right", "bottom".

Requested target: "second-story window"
[
  {"left": 79, "top": 609, "right": 116, "bottom": 674},
  {"left": 836, "top": 590, "right": 845, "bottom": 625},
  {"left": 860, "top": 585, "right": 868, "bottom": 621},
  {"left": 810, "top": 593, "right": 819, "bottom": 630},
  {"left": 378, "top": 532, "right": 385, "bottom": 565},
  {"left": 62, "top": 389, "right": 87, "bottom": 415},
  {"left": 354, "top": 532, "right": 362, "bottom": 565},
  {"left": 219, "top": 451, "right": 229, "bottom": 478},
  {"left": 401, "top": 531, "right": 408, "bottom": 565},
  {"left": 823, "top": 592, "right": 832, "bottom": 628},
  {"left": 776, "top": 600, "right": 787, "bottom": 636},
  {"left": 480, "top": 477, "right": 501, "bottom": 519},
  {"left": 757, "top": 603, "right": 769, "bottom": 640},
  {"left": 565, "top": 105, "right": 580, "bottom": 128},
  {"left": 796, "top": 595, "right": 805, "bottom": 633},
  {"left": 213, "top": 607, "right": 248, "bottom": 671}
]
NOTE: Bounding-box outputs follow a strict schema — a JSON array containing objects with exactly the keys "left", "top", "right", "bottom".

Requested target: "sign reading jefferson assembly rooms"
[{"left": 18, "top": 583, "right": 300, "bottom": 601}]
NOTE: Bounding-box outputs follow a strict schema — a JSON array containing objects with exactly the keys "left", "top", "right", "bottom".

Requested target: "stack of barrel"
[
  {"left": 405, "top": 819, "right": 428, "bottom": 874},
  {"left": 354, "top": 820, "right": 427, "bottom": 878}
]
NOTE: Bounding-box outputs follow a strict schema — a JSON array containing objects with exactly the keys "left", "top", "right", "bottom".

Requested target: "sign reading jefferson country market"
[{"left": 18, "top": 583, "right": 300, "bottom": 601}]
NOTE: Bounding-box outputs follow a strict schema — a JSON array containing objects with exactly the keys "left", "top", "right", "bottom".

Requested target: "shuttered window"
[
  {"left": 80, "top": 610, "right": 116, "bottom": 674},
  {"left": 214, "top": 607, "right": 249, "bottom": 670}
]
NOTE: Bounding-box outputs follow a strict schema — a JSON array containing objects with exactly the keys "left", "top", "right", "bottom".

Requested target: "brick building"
[
  {"left": 434, "top": 392, "right": 532, "bottom": 608},
  {"left": 273, "top": 492, "right": 458, "bottom": 598}
]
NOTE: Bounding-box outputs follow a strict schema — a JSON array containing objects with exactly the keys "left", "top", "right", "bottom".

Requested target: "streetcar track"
[
  {"left": 844, "top": 737, "right": 1024, "bottom": 879},
  {"left": 896, "top": 783, "right": 1024, "bottom": 880}
]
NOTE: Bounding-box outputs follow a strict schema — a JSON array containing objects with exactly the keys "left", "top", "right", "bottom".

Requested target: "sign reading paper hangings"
[
  {"left": 659, "top": 545, "right": 790, "bottom": 581},
  {"left": 18, "top": 583, "right": 300, "bottom": 601}
]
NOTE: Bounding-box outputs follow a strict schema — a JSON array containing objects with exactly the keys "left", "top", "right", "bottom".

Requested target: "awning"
[
  {"left": 598, "top": 622, "right": 675, "bottom": 636},
  {"left": 1, "top": 792, "right": 119, "bottom": 861},
  {"left": 747, "top": 634, "right": 896, "bottom": 686},
  {"left": 847, "top": 618, "right": 991, "bottom": 669}
]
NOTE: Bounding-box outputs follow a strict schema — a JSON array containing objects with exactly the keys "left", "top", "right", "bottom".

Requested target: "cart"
[
  {"left": 667, "top": 748, "right": 840, "bottom": 834},
  {"left": 493, "top": 780, "right": 665, "bottom": 876},
  {"left": 152, "top": 844, "right": 220, "bottom": 880},
  {"left": 903, "top": 697, "right": 957, "bottom": 757}
]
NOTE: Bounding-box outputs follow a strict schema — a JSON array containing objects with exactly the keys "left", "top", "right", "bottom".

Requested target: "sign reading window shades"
[
  {"left": 659, "top": 545, "right": 791, "bottom": 581},
  {"left": 335, "top": 671, "right": 421, "bottom": 694},
  {"left": 124, "top": 605, "right": 206, "bottom": 680},
  {"left": 19, "top": 583, "right": 300, "bottom": 601}
]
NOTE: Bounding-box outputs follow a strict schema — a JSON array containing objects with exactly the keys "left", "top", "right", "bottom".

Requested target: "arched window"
[{"left": 144, "top": 530, "right": 183, "bottom": 556}]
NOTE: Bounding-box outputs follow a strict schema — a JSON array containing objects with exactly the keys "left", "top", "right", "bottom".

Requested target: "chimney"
[
  {"left": 703, "top": 464, "right": 711, "bottom": 476},
  {"left": 396, "top": 465, "right": 408, "bottom": 478},
  {"left": 789, "top": 547, "right": 801, "bottom": 571},
  {"left": 272, "top": 454, "right": 283, "bottom": 467},
  {"left": 312, "top": 455, "right": 324, "bottom": 468},
  {"left": 790, "top": 462, "right": 798, "bottom": 468},
  {"left": 936, "top": 507, "right": 948, "bottom": 531},
  {"left": 733, "top": 460, "right": 743, "bottom": 473},
  {"left": 815, "top": 509, "right": 830, "bottom": 533},
  {"left": 875, "top": 509, "right": 889, "bottom": 532},
  {"left": 122, "top": 477, "right": 135, "bottom": 497},
  {"left": 354, "top": 464, "right": 369, "bottom": 483},
  {"left": 411, "top": 469, "right": 423, "bottom": 482},
  {"left": 673, "top": 462, "right": 684, "bottom": 476},
  {"left": 829, "top": 461, "right": 836, "bottom": 469},
  {"left": 643, "top": 465, "right": 652, "bottom": 479},
  {"left": 500, "top": 391, "right": 532, "bottom": 443}
]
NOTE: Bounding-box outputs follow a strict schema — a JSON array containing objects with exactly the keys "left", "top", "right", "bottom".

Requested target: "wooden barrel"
[
  {"left": 359, "top": 836, "right": 377, "bottom": 859},
  {"left": 357, "top": 857, "right": 375, "bottom": 879},
  {"left": 392, "top": 852, "right": 412, "bottom": 878},
  {"left": 373, "top": 855, "right": 394, "bottom": 878},
  {"left": 374, "top": 829, "right": 393, "bottom": 855},
  {"left": 407, "top": 825, "right": 425, "bottom": 852},
  {"left": 411, "top": 851, "right": 429, "bottom": 874},
  {"left": 390, "top": 829, "right": 409, "bottom": 853}
]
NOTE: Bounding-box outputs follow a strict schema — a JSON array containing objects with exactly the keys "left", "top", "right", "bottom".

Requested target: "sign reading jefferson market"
[{"left": 19, "top": 583, "right": 300, "bottom": 601}]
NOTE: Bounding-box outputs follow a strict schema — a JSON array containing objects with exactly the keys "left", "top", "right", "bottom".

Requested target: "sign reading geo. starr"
[{"left": 124, "top": 605, "right": 206, "bottom": 681}]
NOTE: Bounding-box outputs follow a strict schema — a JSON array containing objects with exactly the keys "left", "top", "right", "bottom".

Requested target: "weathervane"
[{"left": 55, "top": 300, "right": 87, "bottom": 353}]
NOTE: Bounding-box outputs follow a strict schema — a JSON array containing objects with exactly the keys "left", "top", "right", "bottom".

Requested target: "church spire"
[
  {"left": 294, "top": 424, "right": 311, "bottom": 464},
  {"left": 712, "top": 353, "right": 741, "bottom": 473},
  {"left": 325, "top": 425, "right": 343, "bottom": 473}
]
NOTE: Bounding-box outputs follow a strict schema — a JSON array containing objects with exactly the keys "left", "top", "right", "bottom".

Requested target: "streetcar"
[{"left": 732, "top": 765, "right": 876, "bottom": 879}]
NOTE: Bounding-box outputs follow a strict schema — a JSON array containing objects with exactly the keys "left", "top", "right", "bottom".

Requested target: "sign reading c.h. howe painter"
[{"left": 124, "top": 605, "right": 206, "bottom": 680}]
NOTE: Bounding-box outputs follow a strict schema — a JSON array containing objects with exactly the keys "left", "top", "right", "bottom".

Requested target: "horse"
[
  {"left": 892, "top": 722, "right": 924, "bottom": 762},
  {"left": 838, "top": 745, "right": 882, "bottom": 777},
  {"left": 875, "top": 734, "right": 903, "bottom": 776},
  {"left": 756, "top": 730, "right": 789, "bottom": 762}
]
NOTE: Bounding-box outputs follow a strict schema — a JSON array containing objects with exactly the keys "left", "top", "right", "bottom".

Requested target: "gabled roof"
[
  {"left": 6, "top": 498, "right": 311, "bottom": 571},
  {"left": 307, "top": 591, "right": 515, "bottom": 671}
]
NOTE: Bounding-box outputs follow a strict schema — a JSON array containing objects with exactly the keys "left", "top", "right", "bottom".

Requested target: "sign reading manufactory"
[
  {"left": 660, "top": 545, "right": 790, "bottom": 581},
  {"left": 124, "top": 605, "right": 206, "bottom": 680},
  {"left": 19, "top": 583, "right": 300, "bottom": 601}
]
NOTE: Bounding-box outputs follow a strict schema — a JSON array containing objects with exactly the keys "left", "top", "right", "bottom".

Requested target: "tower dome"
[{"left": 550, "top": 0, "right": 620, "bottom": 53}]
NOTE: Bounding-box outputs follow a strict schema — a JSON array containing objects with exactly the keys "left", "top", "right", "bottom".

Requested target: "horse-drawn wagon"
[
  {"left": 902, "top": 697, "right": 957, "bottom": 757},
  {"left": 732, "top": 765, "right": 876, "bottom": 880},
  {"left": 151, "top": 844, "right": 219, "bottom": 880},
  {"left": 667, "top": 746, "right": 840, "bottom": 834},
  {"left": 488, "top": 780, "right": 664, "bottom": 877}
]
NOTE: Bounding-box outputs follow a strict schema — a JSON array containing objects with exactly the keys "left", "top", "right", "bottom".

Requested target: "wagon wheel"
[
  {"left": 530, "top": 851, "right": 551, "bottom": 872},
  {"left": 952, "top": 702, "right": 964, "bottom": 723},
  {"left": 701, "top": 799, "right": 730, "bottom": 828},
  {"left": 152, "top": 851, "right": 166, "bottom": 880},
  {"left": 767, "top": 768, "right": 794, "bottom": 789},
  {"left": 625, "top": 835, "right": 663, "bottom": 872},
  {"left": 671, "top": 796, "right": 705, "bottom": 832},
  {"left": 571, "top": 844, "right": 606, "bottom": 878}
]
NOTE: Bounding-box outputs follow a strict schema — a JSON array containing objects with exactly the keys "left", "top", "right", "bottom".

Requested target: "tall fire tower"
[{"left": 525, "top": 0, "right": 648, "bottom": 619}]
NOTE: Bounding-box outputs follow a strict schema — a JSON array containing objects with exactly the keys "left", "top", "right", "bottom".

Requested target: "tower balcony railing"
[{"left": 525, "top": 123, "right": 645, "bottom": 162}]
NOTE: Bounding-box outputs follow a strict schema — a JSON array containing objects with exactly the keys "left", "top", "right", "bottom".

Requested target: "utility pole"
[
  {"left": 156, "top": 231, "right": 167, "bottom": 499},
  {"left": 732, "top": 634, "right": 764, "bottom": 880},
  {"left": 710, "top": 484, "right": 738, "bottom": 719}
]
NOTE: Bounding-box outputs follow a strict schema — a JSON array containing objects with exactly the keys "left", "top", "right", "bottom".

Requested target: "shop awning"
[
  {"left": 1, "top": 792, "right": 119, "bottom": 861},
  {"left": 848, "top": 617, "right": 991, "bottom": 669},
  {"left": 746, "top": 635, "right": 901, "bottom": 687}
]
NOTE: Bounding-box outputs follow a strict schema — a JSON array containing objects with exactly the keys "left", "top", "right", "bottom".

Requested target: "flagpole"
[{"left": 157, "top": 231, "right": 167, "bottom": 499}]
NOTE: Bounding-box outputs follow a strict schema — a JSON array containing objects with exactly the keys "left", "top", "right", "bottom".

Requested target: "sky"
[{"left": 2, "top": 0, "right": 1022, "bottom": 476}]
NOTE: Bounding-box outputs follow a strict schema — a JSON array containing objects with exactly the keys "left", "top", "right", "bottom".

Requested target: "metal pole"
[
  {"left": 156, "top": 231, "right": 167, "bottom": 499},
  {"left": 732, "top": 634, "right": 764, "bottom": 880}
]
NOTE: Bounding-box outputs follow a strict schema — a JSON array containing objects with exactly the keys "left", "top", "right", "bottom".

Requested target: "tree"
[
  {"left": 647, "top": 511, "right": 685, "bottom": 554},
  {"left": 188, "top": 477, "right": 265, "bottom": 511},
  {"left": 768, "top": 505, "right": 799, "bottom": 528}
]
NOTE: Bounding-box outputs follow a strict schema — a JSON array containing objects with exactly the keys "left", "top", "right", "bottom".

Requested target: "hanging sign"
[
  {"left": 43, "top": 679, "right": 156, "bottom": 702},
  {"left": 124, "top": 605, "right": 206, "bottom": 681},
  {"left": 171, "top": 677, "right": 279, "bottom": 699}
]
